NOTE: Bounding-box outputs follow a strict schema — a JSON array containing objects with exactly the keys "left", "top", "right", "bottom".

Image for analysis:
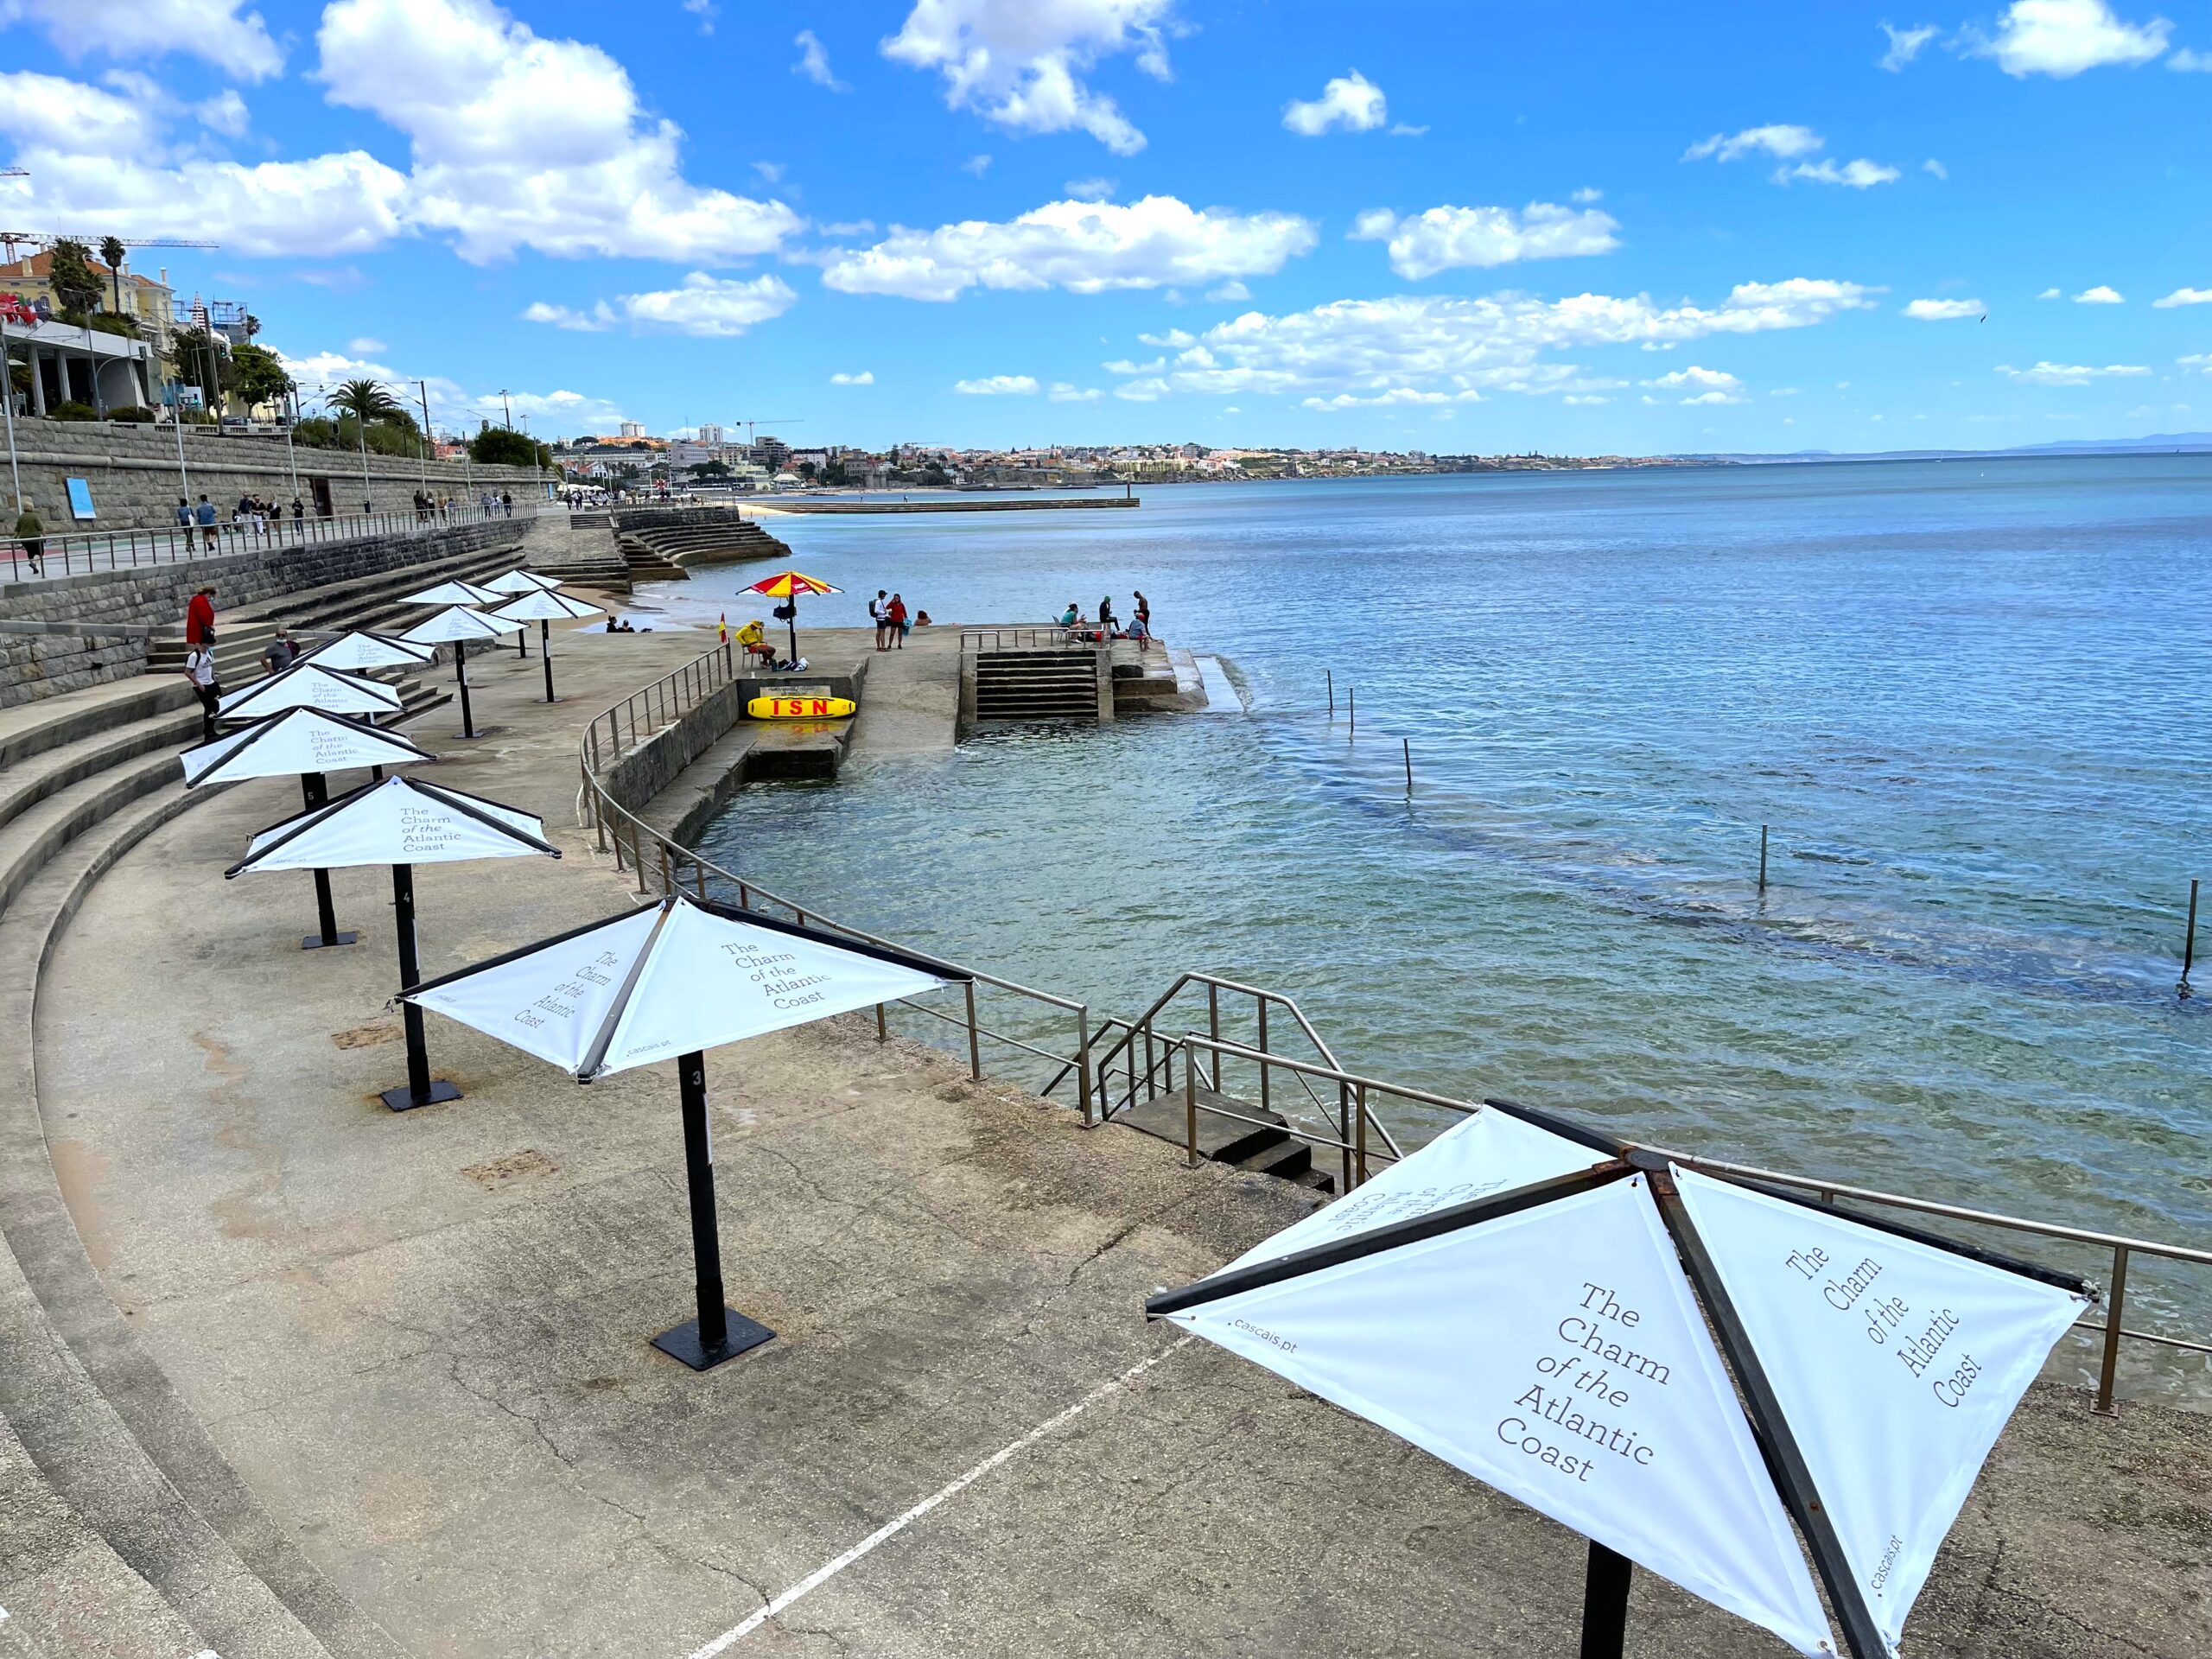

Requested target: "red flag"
[{"left": 718, "top": 612, "right": 728, "bottom": 644}]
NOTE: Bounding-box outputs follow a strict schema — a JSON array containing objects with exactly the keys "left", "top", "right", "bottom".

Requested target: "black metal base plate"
[
  {"left": 379, "top": 1078, "right": 462, "bottom": 1113},
  {"left": 651, "top": 1312, "right": 775, "bottom": 1371},
  {"left": 302, "top": 931, "right": 359, "bottom": 950}
]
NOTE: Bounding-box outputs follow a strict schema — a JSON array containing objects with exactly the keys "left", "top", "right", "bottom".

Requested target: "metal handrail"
[
  {"left": 3, "top": 499, "right": 540, "bottom": 582},
  {"left": 1177, "top": 1032, "right": 2209, "bottom": 1414},
  {"left": 576, "top": 645, "right": 1096, "bottom": 1122},
  {"left": 961, "top": 626, "right": 1076, "bottom": 652}
]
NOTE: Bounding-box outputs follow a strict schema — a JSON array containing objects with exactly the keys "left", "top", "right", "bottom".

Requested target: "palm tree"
[
  {"left": 99, "top": 236, "right": 127, "bottom": 314},
  {"left": 326, "top": 378, "right": 404, "bottom": 426}
]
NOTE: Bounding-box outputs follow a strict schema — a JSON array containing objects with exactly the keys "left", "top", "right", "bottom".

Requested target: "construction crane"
[
  {"left": 0, "top": 231, "right": 219, "bottom": 261},
  {"left": 736, "top": 418, "right": 804, "bottom": 445},
  {"left": 0, "top": 168, "right": 26, "bottom": 180}
]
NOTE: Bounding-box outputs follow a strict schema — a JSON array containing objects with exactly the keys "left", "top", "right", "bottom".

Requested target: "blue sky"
[{"left": 1, "top": 0, "right": 2207, "bottom": 452}]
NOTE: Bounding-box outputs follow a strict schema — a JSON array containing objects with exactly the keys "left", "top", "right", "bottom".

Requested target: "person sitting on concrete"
[
  {"left": 1058, "top": 603, "right": 1079, "bottom": 628},
  {"left": 261, "top": 628, "right": 300, "bottom": 676},
  {"left": 14, "top": 499, "right": 43, "bottom": 576}
]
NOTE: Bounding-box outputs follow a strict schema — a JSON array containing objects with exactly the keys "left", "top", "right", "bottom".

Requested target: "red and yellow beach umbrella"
[{"left": 743, "top": 569, "right": 842, "bottom": 666}]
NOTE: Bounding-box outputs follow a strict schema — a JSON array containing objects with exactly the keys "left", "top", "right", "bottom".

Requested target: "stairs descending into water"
[{"left": 970, "top": 650, "right": 1105, "bottom": 722}]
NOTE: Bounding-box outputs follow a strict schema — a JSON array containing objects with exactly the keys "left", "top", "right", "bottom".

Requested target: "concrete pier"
[{"left": 2, "top": 620, "right": 2206, "bottom": 1657}]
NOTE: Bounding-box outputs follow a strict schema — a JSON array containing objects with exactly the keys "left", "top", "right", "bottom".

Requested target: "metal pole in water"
[
  {"left": 1348, "top": 686, "right": 1355, "bottom": 739},
  {"left": 1403, "top": 738, "right": 1413, "bottom": 797},
  {"left": 2183, "top": 879, "right": 2199, "bottom": 991},
  {"left": 1758, "top": 824, "right": 1769, "bottom": 893},
  {"left": 1326, "top": 668, "right": 1333, "bottom": 717}
]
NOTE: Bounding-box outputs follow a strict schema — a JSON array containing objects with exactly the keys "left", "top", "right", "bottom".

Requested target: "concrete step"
[
  {"left": 0, "top": 704, "right": 200, "bottom": 837},
  {"left": 0, "top": 681, "right": 194, "bottom": 772},
  {"left": 0, "top": 747, "right": 185, "bottom": 919},
  {"left": 1112, "top": 1089, "right": 1298, "bottom": 1164},
  {"left": 0, "top": 781, "right": 378, "bottom": 1659}
]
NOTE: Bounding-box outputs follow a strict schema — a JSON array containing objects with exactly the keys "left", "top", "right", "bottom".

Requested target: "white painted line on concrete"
[{"left": 684, "top": 1336, "right": 1195, "bottom": 1657}]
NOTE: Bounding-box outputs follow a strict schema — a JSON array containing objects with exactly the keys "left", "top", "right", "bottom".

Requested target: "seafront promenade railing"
[
  {"left": 3, "top": 499, "right": 532, "bottom": 583},
  {"left": 580, "top": 644, "right": 2210, "bottom": 1414}
]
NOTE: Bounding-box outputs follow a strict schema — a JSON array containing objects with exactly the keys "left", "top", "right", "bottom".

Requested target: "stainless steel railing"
[
  {"left": 3, "top": 499, "right": 536, "bottom": 582},
  {"left": 576, "top": 644, "right": 2209, "bottom": 1415}
]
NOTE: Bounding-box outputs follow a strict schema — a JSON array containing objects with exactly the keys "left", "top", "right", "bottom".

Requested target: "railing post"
[
  {"left": 1256, "top": 996, "right": 1271, "bottom": 1119},
  {"left": 1075, "top": 1007, "right": 1094, "bottom": 1126},
  {"left": 659, "top": 838, "right": 672, "bottom": 897},
  {"left": 632, "top": 822, "right": 648, "bottom": 893},
  {"left": 963, "top": 980, "right": 982, "bottom": 1080},
  {"left": 875, "top": 1002, "right": 887, "bottom": 1042},
  {"left": 1184, "top": 1052, "right": 1200, "bottom": 1168},
  {"left": 1144, "top": 1026, "right": 1157, "bottom": 1104},
  {"left": 2096, "top": 1244, "right": 2129, "bottom": 1416},
  {"left": 1338, "top": 1081, "right": 1353, "bottom": 1194},
  {"left": 1354, "top": 1082, "right": 1369, "bottom": 1187}
]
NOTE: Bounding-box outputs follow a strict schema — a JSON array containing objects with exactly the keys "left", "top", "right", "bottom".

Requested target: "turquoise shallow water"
[{"left": 664, "top": 460, "right": 2212, "bottom": 1361}]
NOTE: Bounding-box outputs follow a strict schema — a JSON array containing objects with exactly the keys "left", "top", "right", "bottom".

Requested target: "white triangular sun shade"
[
  {"left": 399, "top": 605, "right": 527, "bottom": 644},
  {"left": 1220, "top": 1105, "right": 1607, "bottom": 1273},
  {"left": 492, "top": 589, "right": 601, "bottom": 622},
  {"left": 404, "top": 893, "right": 948, "bottom": 1079},
  {"left": 227, "top": 775, "right": 556, "bottom": 875},
  {"left": 401, "top": 579, "right": 507, "bottom": 607},
  {"left": 484, "top": 569, "right": 564, "bottom": 594},
  {"left": 1161, "top": 1173, "right": 1836, "bottom": 1658},
  {"left": 217, "top": 661, "right": 404, "bottom": 719},
  {"left": 1672, "top": 1168, "right": 2088, "bottom": 1653},
  {"left": 297, "top": 630, "right": 435, "bottom": 671},
  {"left": 181, "top": 707, "right": 432, "bottom": 786}
]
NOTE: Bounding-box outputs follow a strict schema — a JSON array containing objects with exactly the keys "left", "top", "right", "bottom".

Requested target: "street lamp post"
[
  {"left": 0, "top": 312, "right": 21, "bottom": 512},
  {"left": 414, "top": 378, "right": 433, "bottom": 499}
]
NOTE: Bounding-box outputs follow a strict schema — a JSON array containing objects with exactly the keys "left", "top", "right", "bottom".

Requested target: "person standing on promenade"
[
  {"left": 887, "top": 592, "right": 907, "bottom": 648},
  {"left": 14, "top": 499, "right": 43, "bottom": 576},
  {"left": 501, "top": 490, "right": 513, "bottom": 517},
  {"left": 183, "top": 639, "right": 220, "bottom": 744},
  {"left": 870, "top": 589, "right": 889, "bottom": 651},
  {"left": 290, "top": 496, "right": 305, "bottom": 538},
  {"left": 174, "top": 497, "right": 192, "bottom": 537},
  {"left": 1133, "top": 590, "right": 1151, "bottom": 638},
  {"left": 260, "top": 627, "right": 299, "bottom": 677},
  {"left": 195, "top": 493, "right": 218, "bottom": 550}
]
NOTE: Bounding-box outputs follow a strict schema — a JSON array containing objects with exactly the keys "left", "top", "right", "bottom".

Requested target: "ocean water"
[{"left": 663, "top": 461, "right": 2212, "bottom": 1367}]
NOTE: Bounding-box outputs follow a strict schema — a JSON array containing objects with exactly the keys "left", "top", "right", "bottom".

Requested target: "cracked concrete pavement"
[{"left": 25, "top": 622, "right": 2212, "bottom": 1657}]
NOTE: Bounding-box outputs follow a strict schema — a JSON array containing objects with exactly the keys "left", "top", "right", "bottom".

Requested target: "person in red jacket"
[{"left": 185, "top": 584, "right": 216, "bottom": 647}]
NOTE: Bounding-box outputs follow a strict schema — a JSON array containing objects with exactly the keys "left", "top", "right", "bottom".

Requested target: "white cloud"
[
  {"left": 0, "top": 70, "right": 156, "bottom": 155},
  {"left": 683, "top": 0, "right": 715, "bottom": 35},
  {"left": 821, "top": 194, "right": 1318, "bottom": 302},
  {"left": 1389, "top": 123, "right": 1428, "bottom": 137},
  {"left": 1922, "top": 157, "right": 1948, "bottom": 180},
  {"left": 2171, "top": 46, "right": 2212, "bottom": 69},
  {"left": 10, "top": 144, "right": 410, "bottom": 255},
  {"left": 1643, "top": 365, "right": 1746, "bottom": 403},
  {"left": 954, "top": 374, "right": 1039, "bottom": 395},
  {"left": 523, "top": 273, "right": 798, "bottom": 337},
  {"left": 1879, "top": 22, "right": 1940, "bottom": 68},
  {"left": 1103, "top": 356, "right": 1164, "bottom": 374},
  {"left": 830, "top": 371, "right": 875, "bottom": 385},
  {"left": 1683, "top": 124, "right": 1824, "bottom": 162},
  {"left": 1281, "top": 70, "right": 1387, "bottom": 136},
  {"left": 1784, "top": 158, "right": 1902, "bottom": 188},
  {"left": 348, "top": 336, "right": 387, "bottom": 354},
  {"left": 275, "top": 346, "right": 628, "bottom": 432},
  {"left": 1113, "top": 377, "right": 1169, "bottom": 400},
  {"left": 1996, "top": 360, "right": 2150, "bottom": 385},
  {"left": 1971, "top": 0, "right": 2171, "bottom": 77},
  {"left": 1350, "top": 202, "right": 1620, "bottom": 279},
  {"left": 1570, "top": 187, "right": 1604, "bottom": 204},
  {"left": 1904, "top": 297, "right": 1983, "bottom": 319},
  {"left": 1103, "top": 278, "right": 1878, "bottom": 403},
  {"left": 2179, "top": 353, "right": 2212, "bottom": 372},
  {"left": 960, "top": 154, "right": 993, "bottom": 177},
  {"left": 1065, "top": 177, "right": 1116, "bottom": 200},
  {"left": 1048, "top": 382, "right": 1103, "bottom": 401},
  {"left": 0, "top": 0, "right": 283, "bottom": 80},
  {"left": 1562, "top": 393, "right": 1610, "bottom": 404},
  {"left": 1205, "top": 280, "right": 1249, "bottom": 302},
  {"left": 2153, "top": 287, "right": 2212, "bottom": 307},
  {"left": 317, "top": 0, "right": 803, "bottom": 264},
  {"left": 2072, "top": 284, "right": 2124, "bottom": 303},
  {"left": 793, "top": 29, "right": 848, "bottom": 89},
  {"left": 1300, "top": 387, "right": 1480, "bottom": 410},
  {"left": 2037, "top": 286, "right": 2063, "bottom": 298},
  {"left": 753, "top": 161, "right": 786, "bottom": 186},
  {"left": 882, "top": 0, "right": 1179, "bottom": 156}
]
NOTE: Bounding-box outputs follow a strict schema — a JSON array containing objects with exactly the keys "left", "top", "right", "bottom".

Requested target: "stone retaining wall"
[
  {"left": 5, "top": 417, "right": 544, "bottom": 531},
  {"left": 599, "top": 677, "right": 751, "bottom": 817},
  {"left": 0, "top": 622, "right": 153, "bottom": 709}
]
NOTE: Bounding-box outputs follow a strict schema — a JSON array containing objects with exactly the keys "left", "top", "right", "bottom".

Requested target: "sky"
[{"left": 0, "top": 0, "right": 2207, "bottom": 454}]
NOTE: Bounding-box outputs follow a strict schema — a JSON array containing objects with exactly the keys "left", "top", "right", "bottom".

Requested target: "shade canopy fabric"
[
  {"left": 296, "top": 630, "right": 435, "bottom": 671},
  {"left": 484, "top": 569, "right": 565, "bottom": 595},
  {"left": 399, "top": 605, "right": 529, "bottom": 645},
  {"left": 1149, "top": 1128, "right": 2091, "bottom": 1659},
  {"left": 181, "top": 707, "right": 433, "bottom": 787},
  {"left": 217, "top": 661, "right": 404, "bottom": 719},
  {"left": 744, "top": 570, "right": 842, "bottom": 599},
  {"left": 401, "top": 579, "right": 507, "bottom": 607},
  {"left": 226, "top": 774, "right": 558, "bottom": 876},
  {"left": 403, "top": 893, "right": 956, "bottom": 1080},
  {"left": 492, "top": 589, "right": 602, "bottom": 623}
]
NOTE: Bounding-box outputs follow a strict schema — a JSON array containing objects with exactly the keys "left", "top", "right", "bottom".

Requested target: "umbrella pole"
[
  {"left": 297, "top": 772, "right": 358, "bottom": 950},
  {"left": 1578, "top": 1541, "right": 1631, "bottom": 1659},
  {"left": 652, "top": 1049, "right": 774, "bottom": 1371},
  {"left": 380, "top": 861, "right": 461, "bottom": 1112},
  {"left": 518, "top": 621, "right": 528, "bottom": 659},
  {"left": 454, "top": 645, "right": 476, "bottom": 739},
  {"left": 540, "top": 620, "right": 555, "bottom": 702},
  {"left": 785, "top": 608, "right": 798, "bottom": 666}
]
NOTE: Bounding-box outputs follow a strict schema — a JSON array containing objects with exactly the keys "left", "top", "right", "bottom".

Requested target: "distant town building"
[
  {"left": 619, "top": 420, "right": 645, "bottom": 438},
  {"left": 696, "top": 422, "right": 724, "bottom": 444}
]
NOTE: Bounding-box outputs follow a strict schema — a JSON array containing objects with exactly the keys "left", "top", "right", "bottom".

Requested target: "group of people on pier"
[{"left": 1058, "top": 591, "right": 1152, "bottom": 644}]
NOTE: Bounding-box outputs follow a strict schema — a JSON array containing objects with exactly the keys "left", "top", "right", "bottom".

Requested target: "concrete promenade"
[{"left": 15, "top": 621, "right": 2211, "bottom": 1657}]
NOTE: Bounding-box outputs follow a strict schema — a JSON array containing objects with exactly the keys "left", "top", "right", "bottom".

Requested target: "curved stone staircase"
[{"left": 0, "top": 541, "right": 543, "bottom": 1655}]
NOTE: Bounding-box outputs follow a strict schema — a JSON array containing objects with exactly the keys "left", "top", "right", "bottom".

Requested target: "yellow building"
[{"left": 0, "top": 249, "right": 175, "bottom": 360}]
